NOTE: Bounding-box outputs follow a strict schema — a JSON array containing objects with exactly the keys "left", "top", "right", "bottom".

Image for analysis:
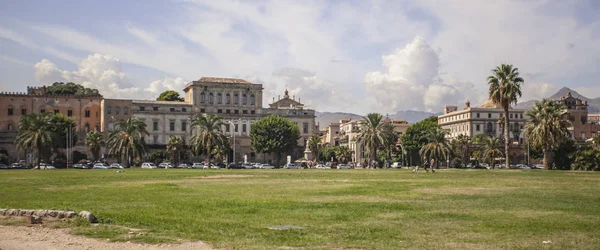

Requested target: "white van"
[{"left": 141, "top": 162, "right": 157, "bottom": 169}]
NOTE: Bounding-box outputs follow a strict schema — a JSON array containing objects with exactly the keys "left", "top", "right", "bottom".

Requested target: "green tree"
[
  {"left": 401, "top": 116, "right": 440, "bottom": 166},
  {"left": 571, "top": 149, "right": 600, "bottom": 171},
  {"left": 85, "top": 131, "right": 104, "bottom": 161},
  {"left": 106, "top": 118, "right": 149, "bottom": 166},
  {"left": 307, "top": 135, "right": 321, "bottom": 162},
  {"left": 480, "top": 136, "right": 503, "bottom": 169},
  {"left": 419, "top": 128, "right": 451, "bottom": 170},
  {"left": 487, "top": 64, "right": 524, "bottom": 168},
  {"left": 15, "top": 113, "right": 54, "bottom": 168},
  {"left": 190, "top": 114, "right": 227, "bottom": 166},
  {"left": 156, "top": 90, "right": 184, "bottom": 102},
  {"left": 524, "top": 99, "right": 570, "bottom": 169},
  {"left": 320, "top": 145, "right": 336, "bottom": 162},
  {"left": 334, "top": 146, "right": 353, "bottom": 164},
  {"left": 593, "top": 134, "right": 600, "bottom": 150},
  {"left": 166, "top": 136, "right": 184, "bottom": 164},
  {"left": 250, "top": 115, "right": 300, "bottom": 166},
  {"left": 452, "top": 134, "right": 471, "bottom": 167},
  {"left": 46, "top": 82, "right": 99, "bottom": 96},
  {"left": 148, "top": 150, "right": 167, "bottom": 164},
  {"left": 212, "top": 140, "right": 230, "bottom": 166},
  {"left": 356, "top": 113, "right": 395, "bottom": 168}
]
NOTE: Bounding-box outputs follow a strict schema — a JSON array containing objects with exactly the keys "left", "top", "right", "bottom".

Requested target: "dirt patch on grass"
[
  {"left": 304, "top": 195, "right": 401, "bottom": 203},
  {"left": 417, "top": 187, "right": 517, "bottom": 195},
  {"left": 194, "top": 174, "right": 258, "bottom": 179}
]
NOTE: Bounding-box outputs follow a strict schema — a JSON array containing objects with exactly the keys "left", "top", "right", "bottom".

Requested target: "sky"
[{"left": 1, "top": 0, "right": 600, "bottom": 114}]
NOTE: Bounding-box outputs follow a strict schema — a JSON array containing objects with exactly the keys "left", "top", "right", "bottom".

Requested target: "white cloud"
[
  {"left": 34, "top": 53, "right": 185, "bottom": 99},
  {"left": 364, "top": 36, "right": 474, "bottom": 112},
  {"left": 520, "top": 82, "right": 559, "bottom": 102}
]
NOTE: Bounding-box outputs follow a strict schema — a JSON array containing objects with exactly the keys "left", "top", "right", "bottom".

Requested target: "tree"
[
  {"left": 334, "top": 146, "right": 353, "bottom": 164},
  {"left": 524, "top": 99, "right": 570, "bottom": 169},
  {"left": 401, "top": 116, "right": 440, "bottom": 166},
  {"left": 46, "top": 82, "right": 99, "bottom": 96},
  {"left": 106, "top": 118, "right": 149, "bottom": 166},
  {"left": 148, "top": 150, "right": 167, "bottom": 164},
  {"left": 487, "top": 64, "right": 524, "bottom": 168},
  {"left": 156, "top": 90, "right": 184, "bottom": 102},
  {"left": 452, "top": 134, "right": 471, "bottom": 167},
  {"left": 307, "top": 135, "right": 321, "bottom": 162},
  {"left": 250, "top": 115, "right": 300, "bottom": 166},
  {"left": 572, "top": 149, "right": 600, "bottom": 171},
  {"left": 85, "top": 131, "right": 104, "bottom": 161},
  {"left": 166, "top": 136, "right": 184, "bottom": 164},
  {"left": 419, "top": 128, "right": 451, "bottom": 169},
  {"left": 480, "top": 136, "right": 503, "bottom": 169},
  {"left": 190, "top": 114, "right": 227, "bottom": 166},
  {"left": 211, "top": 140, "right": 230, "bottom": 166},
  {"left": 356, "top": 113, "right": 395, "bottom": 168},
  {"left": 593, "top": 134, "right": 600, "bottom": 150},
  {"left": 15, "top": 113, "right": 54, "bottom": 168}
]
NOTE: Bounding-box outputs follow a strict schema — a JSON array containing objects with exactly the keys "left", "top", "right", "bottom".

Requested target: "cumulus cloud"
[
  {"left": 520, "top": 82, "right": 558, "bottom": 102},
  {"left": 34, "top": 53, "right": 185, "bottom": 99},
  {"left": 364, "top": 36, "right": 473, "bottom": 112}
]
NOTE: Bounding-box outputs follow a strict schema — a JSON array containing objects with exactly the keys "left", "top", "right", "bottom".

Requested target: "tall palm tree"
[
  {"left": 488, "top": 64, "right": 524, "bottom": 168},
  {"left": 307, "top": 135, "right": 321, "bottom": 162},
  {"left": 211, "top": 141, "right": 230, "bottom": 166},
  {"left": 419, "top": 128, "right": 451, "bottom": 169},
  {"left": 85, "top": 131, "right": 104, "bottom": 161},
  {"left": 15, "top": 113, "right": 53, "bottom": 168},
  {"left": 106, "top": 118, "right": 149, "bottom": 166},
  {"left": 453, "top": 134, "right": 471, "bottom": 167},
  {"left": 480, "top": 136, "right": 503, "bottom": 169},
  {"left": 190, "top": 114, "right": 227, "bottom": 166},
  {"left": 166, "top": 136, "right": 184, "bottom": 165},
  {"left": 524, "top": 99, "right": 570, "bottom": 169},
  {"left": 357, "top": 113, "right": 395, "bottom": 168},
  {"left": 334, "top": 146, "right": 353, "bottom": 164}
]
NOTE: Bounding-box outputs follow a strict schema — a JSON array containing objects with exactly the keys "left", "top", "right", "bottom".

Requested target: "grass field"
[{"left": 1, "top": 169, "right": 599, "bottom": 249}]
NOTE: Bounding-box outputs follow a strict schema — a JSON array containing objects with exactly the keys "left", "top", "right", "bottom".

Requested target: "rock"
[
  {"left": 7, "top": 209, "right": 18, "bottom": 216},
  {"left": 57, "top": 211, "right": 66, "bottom": 219},
  {"left": 34, "top": 210, "right": 48, "bottom": 217},
  {"left": 0, "top": 209, "right": 7, "bottom": 216},
  {"left": 48, "top": 210, "right": 58, "bottom": 217},
  {"left": 24, "top": 215, "right": 42, "bottom": 224},
  {"left": 65, "top": 211, "right": 76, "bottom": 218},
  {"left": 78, "top": 211, "right": 98, "bottom": 223},
  {"left": 24, "top": 210, "right": 34, "bottom": 216}
]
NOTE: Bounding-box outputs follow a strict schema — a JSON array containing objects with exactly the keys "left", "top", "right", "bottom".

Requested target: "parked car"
[
  {"left": 35, "top": 163, "right": 55, "bottom": 170},
  {"left": 110, "top": 163, "right": 126, "bottom": 169},
  {"left": 177, "top": 163, "right": 191, "bottom": 168},
  {"left": 391, "top": 162, "right": 402, "bottom": 168},
  {"left": 72, "top": 163, "right": 89, "bottom": 169},
  {"left": 284, "top": 163, "right": 300, "bottom": 169},
  {"left": 0, "top": 164, "right": 8, "bottom": 169},
  {"left": 228, "top": 163, "right": 244, "bottom": 169},
  {"left": 259, "top": 164, "right": 275, "bottom": 169},
  {"left": 242, "top": 163, "right": 254, "bottom": 169},
  {"left": 93, "top": 163, "right": 110, "bottom": 169},
  {"left": 472, "top": 164, "right": 488, "bottom": 169},
  {"left": 519, "top": 164, "right": 532, "bottom": 170},
  {"left": 315, "top": 164, "right": 330, "bottom": 169},
  {"left": 337, "top": 164, "right": 350, "bottom": 169},
  {"left": 192, "top": 163, "right": 204, "bottom": 169},
  {"left": 479, "top": 163, "right": 490, "bottom": 169},
  {"left": 532, "top": 164, "right": 544, "bottom": 169},
  {"left": 141, "top": 162, "right": 157, "bottom": 169},
  {"left": 158, "top": 162, "right": 173, "bottom": 169}
]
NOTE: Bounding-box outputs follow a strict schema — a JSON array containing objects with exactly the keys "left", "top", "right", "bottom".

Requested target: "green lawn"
[{"left": 1, "top": 169, "right": 599, "bottom": 249}]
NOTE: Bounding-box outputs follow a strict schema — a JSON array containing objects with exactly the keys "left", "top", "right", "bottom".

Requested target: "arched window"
[
  {"left": 124, "top": 107, "right": 129, "bottom": 114},
  {"left": 7, "top": 124, "right": 13, "bottom": 131},
  {"left": 108, "top": 121, "right": 114, "bottom": 131},
  {"left": 85, "top": 123, "right": 90, "bottom": 132},
  {"left": 217, "top": 93, "right": 222, "bottom": 104},
  {"left": 115, "top": 106, "right": 120, "bottom": 114},
  {"left": 209, "top": 93, "right": 214, "bottom": 104},
  {"left": 226, "top": 93, "right": 231, "bottom": 104},
  {"left": 250, "top": 94, "right": 255, "bottom": 105},
  {"left": 107, "top": 106, "right": 111, "bottom": 114},
  {"left": 95, "top": 125, "right": 99, "bottom": 131},
  {"left": 200, "top": 92, "right": 205, "bottom": 103},
  {"left": 234, "top": 94, "right": 239, "bottom": 104},
  {"left": 242, "top": 94, "right": 247, "bottom": 105}
]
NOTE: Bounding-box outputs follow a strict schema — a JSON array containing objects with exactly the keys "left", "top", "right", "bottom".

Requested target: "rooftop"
[
  {"left": 132, "top": 100, "right": 192, "bottom": 105},
  {"left": 198, "top": 77, "right": 250, "bottom": 84}
]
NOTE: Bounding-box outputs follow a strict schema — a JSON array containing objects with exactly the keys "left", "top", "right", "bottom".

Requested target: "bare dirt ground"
[{"left": 0, "top": 225, "right": 214, "bottom": 250}]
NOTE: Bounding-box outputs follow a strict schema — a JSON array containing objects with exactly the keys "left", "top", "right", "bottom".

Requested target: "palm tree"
[
  {"left": 357, "top": 113, "right": 395, "bottom": 168},
  {"left": 419, "top": 128, "right": 451, "bottom": 169},
  {"left": 85, "top": 131, "right": 104, "bottom": 161},
  {"left": 480, "top": 136, "right": 503, "bottom": 169},
  {"left": 211, "top": 141, "right": 230, "bottom": 166},
  {"left": 15, "top": 114, "right": 53, "bottom": 168},
  {"left": 106, "top": 118, "right": 149, "bottom": 166},
  {"left": 166, "top": 136, "right": 184, "bottom": 165},
  {"left": 487, "top": 64, "right": 524, "bottom": 168},
  {"left": 307, "top": 135, "right": 321, "bottom": 162},
  {"left": 453, "top": 134, "right": 471, "bottom": 167},
  {"left": 524, "top": 99, "right": 570, "bottom": 169},
  {"left": 190, "top": 114, "right": 227, "bottom": 166},
  {"left": 334, "top": 146, "right": 353, "bottom": 164}
]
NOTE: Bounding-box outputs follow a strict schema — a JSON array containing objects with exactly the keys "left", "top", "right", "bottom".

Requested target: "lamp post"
[
  {"left": 228, "top": 120, "right": 236, "bottom": 165},
  {"left": 397, "top": 144, "right": 405, "bottom": 167}
]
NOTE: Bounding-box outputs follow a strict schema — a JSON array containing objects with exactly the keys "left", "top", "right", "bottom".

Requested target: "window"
[
  {"left": 170, "top": 108, "right": 175, "bottom": 112},
  {"left": 234, "top": 110, "right": 239, "bottom": 114},
  {"left": 200, "top": 109, "right": 205, "bottom": 113},
  {"left": 8, "top": 108, "right": 13, "bottom": 116},
  {"left": 226, "top": 109, "right": 231, "bottom": 114},
  {"left": 209, "top": 93, "right": 214, "bottom": 104},
  {"left": 140, "top": 106, "right": 145, "bottom": 111},
  {"left": 170, "top": 121, "right": 175, "bottom": 131},
  {"left": 182, "top": 108, "right": 186, "bottom": 112},
  {"left": 234, "top": 94, "right": 239, "bottom": 104},
  {"left": 235, "top": 124, "right": 238, "bottom": 132},
  {"left": 226, "top": 93, "right": 231, "bottom": 104},
  {"left": 85, "top": 123, "right": 90, "bottom": 132},
  {"left": 581, "top": 133, "right": 586, "bottom": 140},
  {"left": 217, "top": 93, "right": 222, "bottom": 104},
  {"left": 153, "top": 121, "right": 159, "bottom": 131},
  {"left": 242, "top": 124, "right": 247, "bottom": 133},
  {"left": 520, "top": 114, "right": 523, "bottom": 119},
  {"left": 476, "top": 124, "right": 480, "bottom": 131},
  {"left": 487, "top": 122, "right": 493, "bottom": 132},
  {"left": 488, "top": 113, "right": 491, "bottom": 118},
  {"left": 54, "top": 109, "right": 59, "bottom": 114},
  {"left": 85, "top": 110, "right": 90, "bottom": 117},
  {"left": 250, "top": 94, "right": 255, "bottom": 105},
  {"left": 107, "top": 106, "right": 111, "bottom": 114},
  {"left": 303, "top": 122, "right": 309, "bottom": 134},
  {"left": 250, "top": 110, "right": 255, "bottom": 114},
  {"left": 153, "top": 107, "right": 158, "bottom": 111},
  {"left": 181, "top": 121, "right": 187, "bottom": 132},
  {"left": 124, "top": 107, "right": 129, "bottom": 114},
  {"left": 218, "top": 109, "right": 222, "bottom": 114},
  {"left": 7, "top": 124, "right": 13, "bottom": 131},
  {"left": 67, "top": 109, "right": 73, "bottom": 117},
  {"left": 40, "top": 109, "right": 45, "bottom": 113},
  {"left": 226, "top": 124, "right": 230, "bottom": 132},
  {"left": 242, "top": 110, "right": 248, "bottom": 114},
  {"left": 21, "top": 109, "right": 26, "bottom": 115},
  {"left": 242, "top": 94, "right": 247, "bottom": 105},
  {"left": 510, "top": 113, "right": 513, "bottom": 119},
  {"left": 200, "top": 92, "right": 206, "bottom": 103},
  {"left": 114, "top": 106, "right": 119, "bottom": 114},
  {"left": 108, "top": 121, "right": 114, "bottom": 131},
  {"left": 153, "top": 136, "right": 158, "bottom": 145}
]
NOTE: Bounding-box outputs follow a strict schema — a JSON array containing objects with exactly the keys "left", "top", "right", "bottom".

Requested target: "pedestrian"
[{"left": 429, "top": 158, "right": 436, "bottom": 173}]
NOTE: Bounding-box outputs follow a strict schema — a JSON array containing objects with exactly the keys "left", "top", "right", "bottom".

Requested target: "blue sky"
[{"left": 1, "top": 0, "right": 600, "bottom": 114}]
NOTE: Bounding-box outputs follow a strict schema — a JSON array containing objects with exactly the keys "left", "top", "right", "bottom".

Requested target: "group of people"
[{"left": 413, "top": 157, "right": 436, "bottom": 173}]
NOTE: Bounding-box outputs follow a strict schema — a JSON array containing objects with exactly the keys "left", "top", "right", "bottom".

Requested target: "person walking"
[{"left": 427, "top": 158, "right": 436, "bottom": 173}]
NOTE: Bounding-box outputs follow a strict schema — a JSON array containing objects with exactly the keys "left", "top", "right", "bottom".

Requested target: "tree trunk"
[
  {"left": 37, "top": 146, "right": 41, "bottom": 170},
  {"left": 371, "top": 148, "right": 377, "bottom": 169},
  {"left": 543, "top": 148, "right": 552, "bottom": 170},
  {"left": 207, "top": 146, "right": 212, "bottom": 166},
  {"left": 504, "top": 108, "right": 510, "bottom": 169}
]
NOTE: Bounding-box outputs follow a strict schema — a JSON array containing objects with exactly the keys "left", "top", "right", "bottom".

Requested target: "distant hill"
[
  {"left": 515, "top": 87, "right": 600, "bottom": 113},
  {"left": 315, "top": 110, "right": 438, "bottom": 128}
]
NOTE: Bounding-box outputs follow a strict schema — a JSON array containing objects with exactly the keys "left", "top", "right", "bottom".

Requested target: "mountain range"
[{"left": 514, "top": 87, "right": 600, "bottom": 113}]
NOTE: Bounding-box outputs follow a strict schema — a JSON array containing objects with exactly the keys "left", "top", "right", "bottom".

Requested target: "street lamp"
[{"left": 228, "top": 120, "right": 236, "bottom": 164}]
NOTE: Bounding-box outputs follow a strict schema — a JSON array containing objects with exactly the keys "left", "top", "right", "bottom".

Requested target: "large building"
[
  {"left": 558, "top": 92, "right": 600, "bottom": 140},
  {"left": 0, "top": 77, "right": 317, "bottom": 164}
]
